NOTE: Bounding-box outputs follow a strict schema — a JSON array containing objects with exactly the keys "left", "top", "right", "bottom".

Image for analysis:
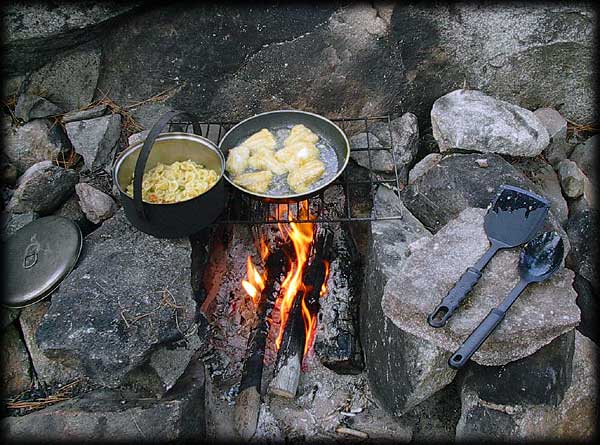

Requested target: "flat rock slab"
[
  {"left": 37, "top": 209, "right": 198, "bottom": 388},
  {"left": 431, "top": 89, "right": 549, "bottom": 157},
  {"left": 382, "top": 207, "right": 580, "bottom": 366}
]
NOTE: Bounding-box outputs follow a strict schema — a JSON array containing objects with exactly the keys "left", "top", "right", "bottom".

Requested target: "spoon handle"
[
  {"left": 448, "top": 279, "right": 529, "bottom": 369},
  {"left": 448, "top": 309, "right": 505, "bottom": 369},
  {"left": 428, "top": 243, "right": 500, "bottom": 328}
]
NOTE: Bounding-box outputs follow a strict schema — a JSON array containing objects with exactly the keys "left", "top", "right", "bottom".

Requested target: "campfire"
[{"left": 234, "top": 201, "right": 333, "bottom": 438}]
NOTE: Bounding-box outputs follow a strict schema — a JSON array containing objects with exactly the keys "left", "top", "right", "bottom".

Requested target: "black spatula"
[{"left": 427, "top": 185, "right": 550, "bottom": 328}]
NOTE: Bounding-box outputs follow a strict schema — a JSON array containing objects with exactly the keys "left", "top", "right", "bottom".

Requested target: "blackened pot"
[{"left": 113, "top": 110, "right": 226, "bottom": 238}]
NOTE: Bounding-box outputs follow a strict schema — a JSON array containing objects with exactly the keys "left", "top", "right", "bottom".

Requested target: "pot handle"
[{"left": 133, "top": 110, "right": 200, "bottom": 221}]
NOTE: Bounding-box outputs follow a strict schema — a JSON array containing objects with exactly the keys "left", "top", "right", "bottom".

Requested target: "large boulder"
[
  {"left": 7, "top": 161, "right": 78, "bottom": 215},
  {"left": 456, "top": 331, "right": 597, "bottom": 441},
  {"left": 2, "top": 2, "right": 138, "bottom": 76},
  {"left": 36, "top": 209, "right": 202, "bottom": 388},
  {"left": 400, "top": 153, "right": 566, "bottom": 236},
  {"left": 0, "top": 354, "right": 208, "bottom": 441},
  {"left": 3, "top": 118, "right": 71, "bottom": 174},
  {"left": 381, "top": 208, "right": 580, "bottom": 366},
  {"left": 566, "top": 209, "right": 598, "bottom": 287},
  {"left": 391, "top": 4, "right": 595, "bottom": 125},
  {"left": 20, "top": 45, "right": 103, "bottom": 112},
  {"left": 361, "top": 187, "right": 457, "bottom": 415},
  {"left": 431, "top": 89, "right": 549, "bottom": 157}
]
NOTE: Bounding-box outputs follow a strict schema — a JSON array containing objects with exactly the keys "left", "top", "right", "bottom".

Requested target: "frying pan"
[{"left": 218, "top": 110, "right": 350, "bottom": 203}]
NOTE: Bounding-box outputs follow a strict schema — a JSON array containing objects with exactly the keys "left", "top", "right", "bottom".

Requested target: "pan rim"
[{"left": 218, "top": 109, "right": 351, "bottom": 201}]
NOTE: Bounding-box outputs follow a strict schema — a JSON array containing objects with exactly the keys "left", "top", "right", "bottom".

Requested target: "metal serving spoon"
[{"left": 448, "top": 231, "right": 564, "bottom": 369}]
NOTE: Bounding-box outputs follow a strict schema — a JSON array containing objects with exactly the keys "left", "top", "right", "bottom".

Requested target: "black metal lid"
[{"left": 3, "top": 216, "right": 82, "bottom": 308}]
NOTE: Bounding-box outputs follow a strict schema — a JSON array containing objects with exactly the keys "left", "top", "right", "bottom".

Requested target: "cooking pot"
[{"left": 113, "top": 110, "right": 226, "bottom": 238}]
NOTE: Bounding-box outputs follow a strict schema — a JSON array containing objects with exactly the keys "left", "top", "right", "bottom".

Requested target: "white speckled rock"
[
  {"left": 431, "top": 89, "right": 550, "bottom": 157},
  {"left": 382, "top": 207, "right": 580, "bottom": 366}
]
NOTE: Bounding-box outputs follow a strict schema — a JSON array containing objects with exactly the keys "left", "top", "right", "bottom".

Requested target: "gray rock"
[
  {"left": 534, "top": 108, "right": 567, "bottom": 141},
  {"left": 350, "top": 113, "right": 419, "bottom": 182},
  {"left": 3, "top": 2, "right": 139, "bottom": 76},
  {"left": 128, "top": 130, "right": 150, "bottom": 146},
  {"left": 570, "top": 135, "right": 597, "bottom": 186},
  {"left": 3, "top": 118, "right": 71, "bottom": 173},
  {"left": 62, "top": 104, "right": 108, "bottom": 123},
  {"left": 147, "top": 335, "right": 203, "bottom": 394},
  {"left": 19, "top": 301, "right": 82, "bottom": 387},
  {"left": 573, "top": 274, "right": 599, "bottom": 344},
  {"left": 0, "top": 162, "right": 18, "bottom": 186},
  {"left": 558, "top": 159, "right": 585, "bottom": 198},
  {"left": 515, "top": 160, "right": 569, "bottom": 225},
  {"left": 53, "top": 194, "right": 96, "bottom": 236},
  {"left": 408, "top": 153, "right": 442, "bottom": 185},
  {"left": 566, "top": 209, "right": 598, "bottom": 287},
  {"left": 1, "top": 307, "right": 20, "bottom": 330},
  {"left": 8, "top": 161, "right": 78, "bottom": 215},
  {"left": 1, "top": 354, "right": 208, "bottom": 441},
  {"left": 431, "top": 89, "right": 549, "bottom": 157},
  {"left": 456, "top": 331, "right": 597, "bottom": 441},
  {"left": 1, "top": 211, "right": 39, "bottom": 240},
  {"left": 1, "top": 323, "right": 32, "bottom": 398},
  {"left": 462, "top": 330, "right": 575, "bottom": 408},
  {"left": 75, "top": 183, "right": 117, "bottom": 224},
  {"left": 543, "top": 139, "right": 575, "bottom": 168},
  {"left": 66, "top": 114, "right": 122, "bottom": 171},
  {"left": 14, "top": 94, "right": 63, "bottom": 122},
  {"left": 400, "top": 153, "right": 567, "bottom": 237},
  {"left": 362, "top": 187, "right": 455, "bottom": 415},
  {"left": 22, "top": 45, "right": 102, "bottom": 112},
  {"left": 36, "top": 209, "right": 200, "bottom": 388},
  {"left": 381, "top": 208, "right": 580, "bottom": 366}
]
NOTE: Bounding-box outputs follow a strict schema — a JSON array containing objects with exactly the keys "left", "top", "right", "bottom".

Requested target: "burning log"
[
  {"left": 269, "top": 227, "right": 333, "bottom": 399},
  {"left": 233, "top": 242, "right": 287, "bottom": 440},
  {"left": 268, "top": 295, "right": 305, "bottom": 398},
  {"left": 314, "top": 223, "right": 364, "bottom": 374}
]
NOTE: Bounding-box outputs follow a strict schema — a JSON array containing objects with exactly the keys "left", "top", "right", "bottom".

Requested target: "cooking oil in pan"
[{"left": 252, "top": 125, "right": 339, "bottom": 196}]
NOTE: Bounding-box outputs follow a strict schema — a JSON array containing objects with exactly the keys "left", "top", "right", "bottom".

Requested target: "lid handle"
[{"left": 132, "top": 110, "right": 200, "bottom": 221}]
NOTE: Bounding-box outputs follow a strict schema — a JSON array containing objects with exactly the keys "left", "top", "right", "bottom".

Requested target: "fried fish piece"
[
  {"left": 275, "top": 142, "right": 320, "bottom": 171},
  {"left": 225, "top": 145, "right": 250, "bottom": 176},
  {"left": 284, "top": 124, "right": 319, "bottom": 146},
  {"left": 234, "top": 170, "right": 273, "bottom": 194},
  {"left": 287, "top": 159, "right": 325, "bottom": 193},
  {"left": 247, "top": 150, "right": 288, "bottom": 175},
  {"left": 241, "top": 128, "right": 277, "bottom": 154}
]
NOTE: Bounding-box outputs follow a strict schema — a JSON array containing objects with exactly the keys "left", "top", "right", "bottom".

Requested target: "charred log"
[
  {"left": 268, "top": 295, "right": 305, "bottom": 399},
  {"left": 233, "top": 241, "right": 287, "bottom": 439},
  {"left": 315, "top": 223, "right": 364, "bottom": 374}
]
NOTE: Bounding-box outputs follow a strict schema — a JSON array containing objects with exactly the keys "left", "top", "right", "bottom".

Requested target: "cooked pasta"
[{"left": 126, "top": 160, "right": 219, "bottom": 204}]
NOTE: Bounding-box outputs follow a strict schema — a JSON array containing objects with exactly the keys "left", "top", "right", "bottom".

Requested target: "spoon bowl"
[{"left": 519, "top": 231, "right": 564, "bottom": 283}]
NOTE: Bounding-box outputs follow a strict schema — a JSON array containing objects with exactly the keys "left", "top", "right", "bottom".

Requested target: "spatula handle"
[
  {"left": 427, "top": 267, "right": 482, "bottom": 328},
  {"left": 448, "top": 308, "right": 505, "bottom": 369}
]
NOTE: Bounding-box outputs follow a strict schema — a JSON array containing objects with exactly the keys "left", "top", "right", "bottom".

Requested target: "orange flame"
[
  {"left": 242, "top": 256, "right": 266, "bottom": 305},
  {"left": 320, "top": 260, "right": 330, "bottom": 297},
  {"left": 241, "top": 200, "right": 331, "bottom": 360}
]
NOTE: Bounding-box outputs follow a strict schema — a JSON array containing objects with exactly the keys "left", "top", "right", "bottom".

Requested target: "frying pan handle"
[
  {"left": 448, "top": 308, "right": 505, "bottom": 369},
  {"left": 427, "top": 267, "right": 482, "bottom": 328},
  {"left": 133, "top": 110, "right": 200, "bottom": 221}
]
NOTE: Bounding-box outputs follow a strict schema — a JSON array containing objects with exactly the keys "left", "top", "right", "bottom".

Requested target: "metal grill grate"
[{"left": 166, "top": 116, "right": 404, "bottom": 224}]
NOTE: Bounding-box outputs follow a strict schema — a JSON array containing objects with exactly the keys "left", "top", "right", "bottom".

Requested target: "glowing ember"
[{"left": 320, "top": 260, "right": 330, "bottom": 297}]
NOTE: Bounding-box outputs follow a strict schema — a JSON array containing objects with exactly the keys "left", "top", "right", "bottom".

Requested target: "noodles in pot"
[{"left": 126, "top": 160, "right": 219, "bottom": 204}]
